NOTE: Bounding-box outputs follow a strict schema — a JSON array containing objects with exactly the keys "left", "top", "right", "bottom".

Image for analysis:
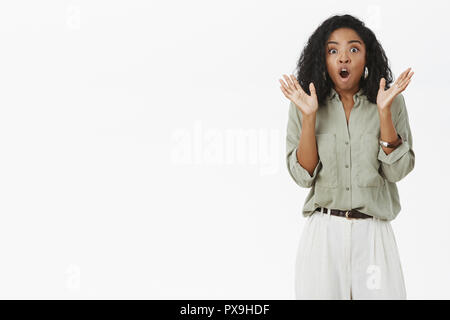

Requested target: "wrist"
[
  {"left": 302, "top": 113, "right": 316, "bottom": 126},
  {"left": 380, "top": 134, "right": 403, "bottom": 148},
  {"left": 378, "top": 108, "right": 392, "bottom": 119}
]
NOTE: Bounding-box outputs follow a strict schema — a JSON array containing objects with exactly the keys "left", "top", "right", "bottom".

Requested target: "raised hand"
[
  {"left": 377, "top": 67, "right": 414, "bottom": 112},
  {"left": 279, "top": 74, "right": 318, "bottom": 116}
]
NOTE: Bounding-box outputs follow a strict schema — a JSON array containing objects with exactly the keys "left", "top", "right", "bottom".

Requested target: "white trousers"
[{"left": 295, "top": 208, "right": 407, "bottom": 300}]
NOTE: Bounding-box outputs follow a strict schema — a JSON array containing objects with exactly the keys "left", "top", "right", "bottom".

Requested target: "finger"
[
  {"left": 292, "top": 77, "right": 307, "bottom": 97},
  {"left": 400, "top": 77, "right": 412, "bottom": 89},
  {"left": 405, "top": 78, "right": 412, "bottom": 87},
  {"left": 285, "top": 74, "right": 305, "bottom": 98},
  {"left": 400, "top": 67, "right": 412, "bottom": 79},
  {"left": 279, "top": 78, "right": 292, "bottom": 95},
  {"left": 280, "top": 86, "right": 290, "bottom": 99},
  {"left": 280, "top": 85, "right": 293, "bottom": 100},
  {"left": 289, "top": 74, "right": 297, "bottom": 90},
  {"left": 280, "top": 80, "right": 293, "bottom": 96},
  {"left": 400, "top": 71, "right": 414, "bottom": 87},
  {"left": 290, "top": 74, "right": 300, "bottom": 91},
  {"left": 309, "top": 82, "right": 316, "bottom": 96},
  {"left": 398, "top": 67, "right": 412, "bottom": 83},
  {"left": 379, "top": 77, "right": 386, "bottom": 90},
  {"left": 283, "top": 74, "right": 296, "bottom": 91},
  {"left": 394, "top": 69, "right": 408, "bottom": 87},
  {"left": 397, "top": 70, "right": 414, "bottom": 88},
  {"left": 399, "top": 74, "right": 411, "bottom": 91}
]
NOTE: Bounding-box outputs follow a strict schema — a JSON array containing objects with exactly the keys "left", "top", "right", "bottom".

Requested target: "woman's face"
[{"left": 325, "top": 28, "right": 366, "bottom": 93}]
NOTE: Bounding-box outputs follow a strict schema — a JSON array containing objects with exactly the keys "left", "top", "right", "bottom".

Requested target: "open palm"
[
  {"left": 279, "top": 74, "right": 318, "bottom": 116},
  {"left": 377, "top": 67, "right": 414, "bottom": 111}
]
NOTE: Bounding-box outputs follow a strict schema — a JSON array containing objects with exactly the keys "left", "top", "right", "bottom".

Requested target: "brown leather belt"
[{"left": 315, "top": 207, "right": 372, "bottom": 219}]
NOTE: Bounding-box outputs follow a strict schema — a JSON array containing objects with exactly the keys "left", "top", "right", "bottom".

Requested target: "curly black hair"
[{"left": 294, "top": 14, "right": 393, "bottom": 107}]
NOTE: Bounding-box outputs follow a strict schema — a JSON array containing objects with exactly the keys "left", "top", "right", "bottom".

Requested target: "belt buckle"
[{"left": 345, "top": 210, "right": 352, "bottom": 219}]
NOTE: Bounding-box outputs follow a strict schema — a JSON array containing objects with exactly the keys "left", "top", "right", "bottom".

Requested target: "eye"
[
  {"left": 350, "top": 47, "right": 359, "bottom": 53},
  {"left": 328, "top": 48, "right": 337, "bottom": 54}
]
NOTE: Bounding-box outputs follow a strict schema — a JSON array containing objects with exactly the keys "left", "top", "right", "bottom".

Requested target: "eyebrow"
[{"left": 327, "top": 40, "right": 362, "bottom": 45}]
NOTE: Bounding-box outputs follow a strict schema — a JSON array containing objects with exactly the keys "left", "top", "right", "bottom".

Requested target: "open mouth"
[
  {"left": 338, "top": 68, "right": 350, "bottom": 81},
  {"left": 340, "top": 70, "right": 349, "bottom": 78}
]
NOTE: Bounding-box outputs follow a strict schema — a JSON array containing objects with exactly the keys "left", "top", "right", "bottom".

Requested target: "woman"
[{"left": 280, "top": 14, "right": 415, "bottom": 299}]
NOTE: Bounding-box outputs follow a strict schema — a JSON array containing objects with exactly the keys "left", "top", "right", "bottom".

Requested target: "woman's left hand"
[{"left": 377, "top": 67, "right": 414, "bottom": 112}]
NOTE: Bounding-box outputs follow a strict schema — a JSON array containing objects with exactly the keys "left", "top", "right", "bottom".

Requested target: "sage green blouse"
[{"left": 285, "top": 87, "right": 415, "bottom": 221}]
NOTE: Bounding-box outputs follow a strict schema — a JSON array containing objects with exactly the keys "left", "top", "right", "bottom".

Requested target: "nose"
[
  {"left": 339, "top": 56, "right": 349, "bottom": 63},
  {"left": 339, "top": 52, "right": 350, "bottom": 63}
]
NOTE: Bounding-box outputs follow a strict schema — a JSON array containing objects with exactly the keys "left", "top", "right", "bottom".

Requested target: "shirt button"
[
  {"left": 345, "top": 165, "right": 349, "bottom": 168},
  {"left": 345, "top": 141, "right": 349, "bottom": 145},
  {"left": 346, "top": 187, "right": 350, "bottom": 191}
]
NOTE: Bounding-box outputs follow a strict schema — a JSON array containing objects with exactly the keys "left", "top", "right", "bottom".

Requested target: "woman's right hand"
[{"left": 279, "top": 74, "right": 318, "bottom": 116}]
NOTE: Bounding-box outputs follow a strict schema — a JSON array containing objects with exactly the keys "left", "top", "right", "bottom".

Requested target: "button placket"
[
  {"left": 344, "top": 133, "right": 351, "bottom": 192},
  {"left": 344, "top": 99, "right": 359, "bottom": 196},
  {"left": 345, "top": 139, "right": 351, "bottom": 191}
]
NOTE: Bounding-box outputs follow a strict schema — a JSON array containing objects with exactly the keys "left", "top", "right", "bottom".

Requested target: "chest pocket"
[
  {"left": 315, "top": 133, "right": 338, "bottom": 188},
  {"left": 356, "top": 133, "right": 385, "bottom": 187}
]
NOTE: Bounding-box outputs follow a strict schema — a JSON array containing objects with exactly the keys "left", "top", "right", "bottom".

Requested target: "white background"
[{"left": 0, "top": 0, "right": 448, "bottom": 299}]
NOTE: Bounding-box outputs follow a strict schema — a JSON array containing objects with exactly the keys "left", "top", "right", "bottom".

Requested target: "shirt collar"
[{"left": 330, "top": 87, "right": 364, "bottom": 102}]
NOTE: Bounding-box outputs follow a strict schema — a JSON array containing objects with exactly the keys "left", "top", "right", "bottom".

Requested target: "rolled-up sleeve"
[
  {"left": 286, "top": 101, "right": 321, "bottom": 188},
  {"left": 378, "top": 94, "right": 415, "bottom": 182}
]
